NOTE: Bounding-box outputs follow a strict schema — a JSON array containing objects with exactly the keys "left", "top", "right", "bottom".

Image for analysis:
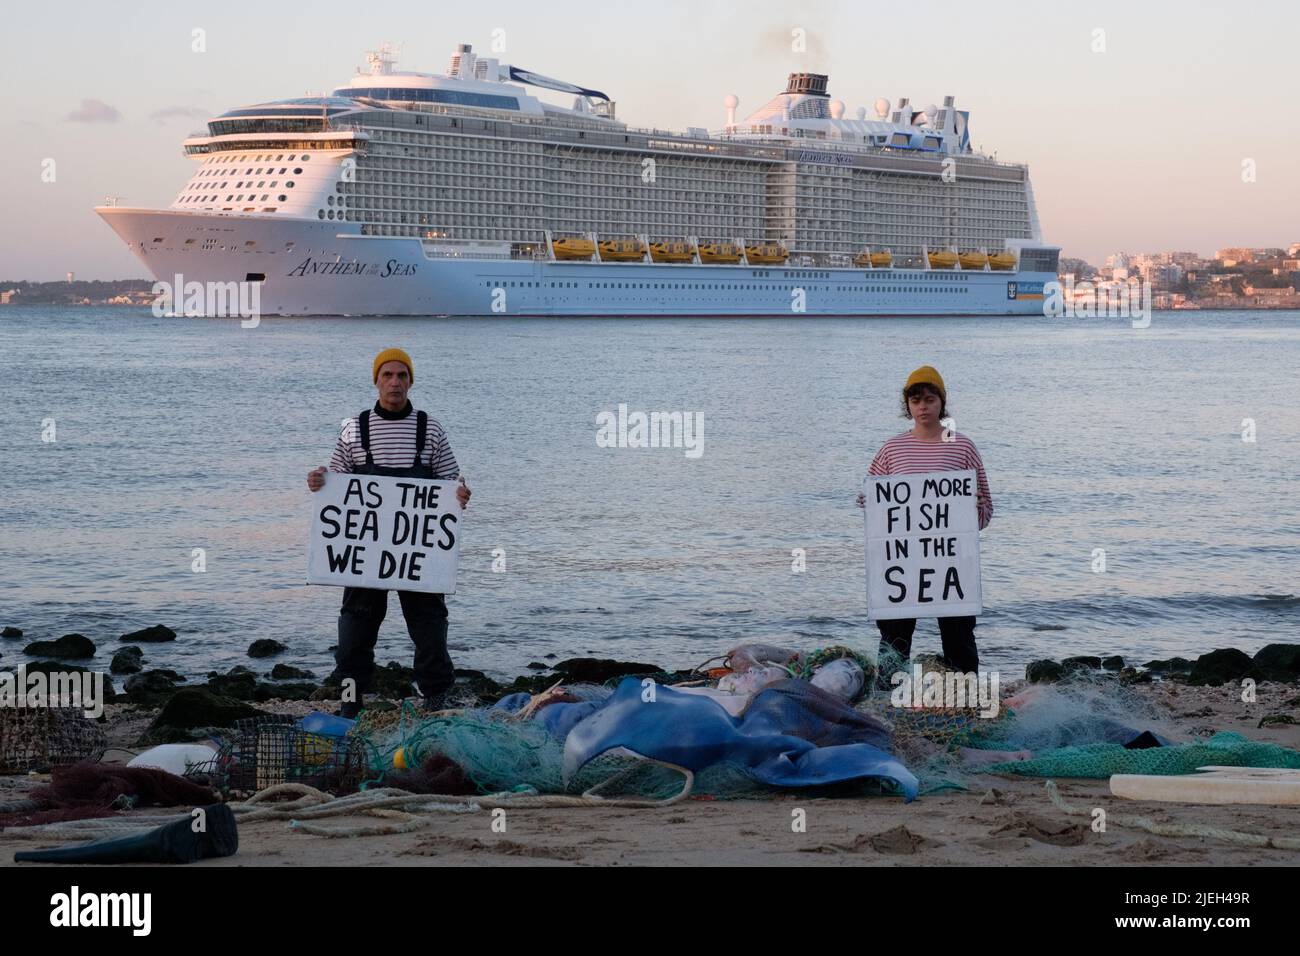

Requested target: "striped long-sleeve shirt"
[
  {"left": 328, "top": 402, "right": 460, "bottom": 479},
  {"left": 868, "top": 431, "right": 993, "bottom": 529}
]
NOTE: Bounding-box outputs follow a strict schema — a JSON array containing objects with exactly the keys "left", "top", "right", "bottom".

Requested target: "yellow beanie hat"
[
  {"left": 373, "top": 348, "right": 413, "bottom": 384},
  {"left": 904, "top": 365, "right": 945, "bottom": 400}
]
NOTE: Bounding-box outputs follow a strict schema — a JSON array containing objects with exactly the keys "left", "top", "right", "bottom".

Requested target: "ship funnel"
[{"left": 724, "top": 94, "right": 739, "bottom": 126}]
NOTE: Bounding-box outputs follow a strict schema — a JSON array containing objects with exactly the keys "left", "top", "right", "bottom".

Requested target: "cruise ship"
[{"left": 97, "top": 42, "right": 1060, "bottom": 317}]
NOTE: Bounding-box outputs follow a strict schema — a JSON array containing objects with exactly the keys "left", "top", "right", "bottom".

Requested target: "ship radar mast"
[{"left": 363, "top": 42, "right": 400, "bottom": 75}]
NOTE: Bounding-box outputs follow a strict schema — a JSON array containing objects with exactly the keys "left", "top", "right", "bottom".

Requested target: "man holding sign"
[
  {"left": 306, "top": 348, "right": 471, "bottom": 717},
  {"left": 856, "top": 366, "right": 992, "bottom": 674}
]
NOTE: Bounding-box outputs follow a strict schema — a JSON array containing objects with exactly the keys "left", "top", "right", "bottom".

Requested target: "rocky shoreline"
[{"left": 5, "top": 623, "right": 1300, "bottom": 753}]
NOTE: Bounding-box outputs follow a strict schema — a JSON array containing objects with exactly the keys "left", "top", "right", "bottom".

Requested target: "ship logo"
[{"left": 1007, "top": 282, "right": 1017, "bottom": 299}]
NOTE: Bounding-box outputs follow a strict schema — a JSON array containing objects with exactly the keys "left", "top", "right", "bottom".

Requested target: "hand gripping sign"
[
  {"left": 308, "top": 474, "right": 462, "bottom": 593},
  {"left": 862, "top": 469, "right": 982, "bottom": 619}
]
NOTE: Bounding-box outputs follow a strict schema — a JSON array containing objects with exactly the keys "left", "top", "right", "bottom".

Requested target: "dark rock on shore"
[
  {"left": 205, "top": 668, "right": 258, "bottom": 700},
  {"left": 1252, "top": 644, "right": 1300, "bottom": 681},
  {"left": 552, "top": 658, "right": 663, "bottom": 684},
  {"left": 248, "top": 639, "right": 287, "bottom": 659},
  {"left": 124, "top": 670, "right": 185, "bottom": 705},
  {"left": 111, "top": 646, "right": 145, "bottom": 675},
  {"left": 270, "top": 664, "right": 314, "bottom": 680},
  {"left": 120, "top": 624, "right": 176, "bottom": 643},
  {"left": 1026, "top": 660, "right": 1064, "bottom": 683},
  {"left": 2, "top": 626, "right": 21, "bottom": 638},
  {"left": 1061, "top": 656, "right": 1102, "bottom": 672},
  {"left": 1188, "top": 648, "right": 1255, "bottom": 686},
  {"left": 1118, "top": 667, "right": 1152, "bottom": 685},
  {"left": 23, "top": 633, "right": 96, "bottom": 659},
  {"left": 1144, "top": 657, "right": 1194, "bottom": 674},
  {"left": 143, "top": 689, "right": 264, "bottom": 744},
  {"left": 1102, "top": 656, "right": 1125, "bottom": 671},
  {"left": 256, "top": 681, "right": 318, "bottom": 702},
  {"left": 526, "top": 662, "right": 549, "bottom": 670}
]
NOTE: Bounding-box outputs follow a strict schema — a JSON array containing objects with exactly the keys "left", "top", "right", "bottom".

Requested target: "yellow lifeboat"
[
  {"left": 649, "top": 240, "right": 695, "bottom": 263},
  {"left": 552, "top": 236, "right": 596, "bottom": 260},
  {"left": 698, "top": 242, "right": 743, "bottom": 264},
  {"left": 746, "top": 242, "right": 788, "bottom": 265},
  {"left": 927, "top": 250, "right": 958, "bottom": 269},
  {"left": 854, "top": 250, "right": 892, "bottom": 268},
  {"left": 987, "top": 251, "right": 1016, "bottom": 271},
  {"left": 597, "top": 238, "right": 646, "bottom": 262},
  {"left": 959, "top": 251, "right": 988, "bottom": 270}
]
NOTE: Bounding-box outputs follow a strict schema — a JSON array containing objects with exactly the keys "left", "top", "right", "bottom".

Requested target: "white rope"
[
  {"left": 1044, "top": 780, "right": 1300, "bottom": 850},
  {"left": 2, "top": 762, "right": 695, "bottom": 843}
]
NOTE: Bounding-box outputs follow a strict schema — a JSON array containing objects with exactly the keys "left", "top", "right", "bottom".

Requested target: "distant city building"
[{"left": 1216, "top": 247, "right": 1254, "bottom": 266}]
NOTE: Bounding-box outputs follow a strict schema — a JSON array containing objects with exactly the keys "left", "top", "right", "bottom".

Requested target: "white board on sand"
[{"left": 1110, "top": 767, "right": 1300, "bottom": 805}]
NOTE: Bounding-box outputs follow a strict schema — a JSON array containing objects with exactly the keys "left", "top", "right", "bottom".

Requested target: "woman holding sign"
[{"left": 856, "top": 366, "right": 992, "bottom": 676}]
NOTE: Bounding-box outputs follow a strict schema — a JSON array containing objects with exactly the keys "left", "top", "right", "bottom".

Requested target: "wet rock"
[
  {"left": 248, "top": 639, "right": 287, "bottom": 659},
  {"left": 543, "top": 653, "right": 557, "bottom": 660},
  {"left": 1102, "top": 655, "right": 1125, "bottom": 671},
  {"left": 551, "top": 657, "right": 663, "bottom": 684},
  {"left": 1252, "top": 644, "right": 1300, "bottom": 681},
  {"left": 123, "top": 670, "right": 182, "bottom": 705},
  {"left": 23, "top": 633, "right": 96, "bottom": 659},
  {"left": 2, "top": 627, "right": 22, "bottom": 639},
  {"left": 1026, "top": 660, "right": 1064, "bottom": 683},
  {"left": 12, "top": 658, "right": 90, "bottom": 675},
  {"left": 143, "top": 689, "right": 264, "bottom": 744},
  {"left": 111, "top": 645, "right": 145, "bottom": 675},
  {"left": 270, "top": 664, "right": 314, "bottom": 680},
  {"left": 205, "top": 669, "right": 258, "bottom": 701},
  {"left": 1144, "top": 656, "right": 1194, "bottom": 675},
  {"left": 1188, "top": 648, "right": 1255, "bottom": 686},
  {"left": 1258, "top": 714, "right": 1297, "bottom": 728},
  {"left": 1119, "top": 667, "right": 1152, "bottom": 685},
  {"left": 1061, "top": 656, "right": 1102, "bottom": 673},
  {"left": 254, "top": 681, "right": 318, "bottom": 702},
  {"left": 310, "top": 686, "right": 339, "bottom": 702},
  {"left": 120, "top": 624, "right": 176, "bottom": 643},
  {"left": 452, "top": 668, "right": 503, "bottom": 702},
  {"left": 526, "top": 662, "right": 549, "bottom": 671}
]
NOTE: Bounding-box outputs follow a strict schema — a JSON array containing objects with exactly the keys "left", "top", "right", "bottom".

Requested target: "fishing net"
[
  {"left": 341, "top": 649, "right": 1296, "bottom": 800},
  {"left": 979, "top": 732, "right": 1300, "bottom": 778},
  {"left": 351, "top": 697, "right": 769, "bottom": 800}
]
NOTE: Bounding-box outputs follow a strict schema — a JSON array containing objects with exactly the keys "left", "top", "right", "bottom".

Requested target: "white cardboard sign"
[
  {"left": 863, "top": 468, "right": 982, "bottom": 619},
  {"left": 307, "top": 474, "right": 462, "bottom": 593}
]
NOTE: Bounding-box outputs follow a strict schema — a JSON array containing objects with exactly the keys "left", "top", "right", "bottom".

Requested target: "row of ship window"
[
  {"left": 205, "top": 153, "right": 312, "bottom": 164},
  {"left": 480, "top": 280, "right": 971, "bottom": 292}
]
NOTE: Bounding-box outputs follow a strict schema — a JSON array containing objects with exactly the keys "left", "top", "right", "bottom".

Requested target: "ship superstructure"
[{"left": 98, "top": 41, "right": 1059, "bottom": 316}]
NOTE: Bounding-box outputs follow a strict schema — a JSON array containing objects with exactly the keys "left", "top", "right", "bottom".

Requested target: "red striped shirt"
[{"left": 868, "top": 431, "right": 993, "bottom": 529}]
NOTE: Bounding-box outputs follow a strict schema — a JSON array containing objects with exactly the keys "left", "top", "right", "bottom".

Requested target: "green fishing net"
[{"left": 979, "top": 732, "right": 1300, "bottom": 778}]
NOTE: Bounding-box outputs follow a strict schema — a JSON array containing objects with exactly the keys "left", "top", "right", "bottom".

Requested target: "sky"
[{"left": 1, "top": 0, "right": 1298, "bottom": 279}]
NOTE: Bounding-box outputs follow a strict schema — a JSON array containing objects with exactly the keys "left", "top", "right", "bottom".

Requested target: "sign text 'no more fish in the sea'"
[{"left": 862, "top": 469, "right": 982, "bottom": 619}]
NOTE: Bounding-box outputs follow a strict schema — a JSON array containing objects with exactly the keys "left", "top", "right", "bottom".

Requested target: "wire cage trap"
[
  {"left": 0, "top": 705, "right": 107, "bottom": 774},
  {"left": 218, "top": 715, "right": 366, "bottom": 795}
]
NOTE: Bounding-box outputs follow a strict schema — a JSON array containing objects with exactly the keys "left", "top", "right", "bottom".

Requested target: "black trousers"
[
  {"left": 877, "top": 616, "right": 979, "bottom": 673},
  {"left": 335, "top": 587, "right": 455, "bottom": 698}
]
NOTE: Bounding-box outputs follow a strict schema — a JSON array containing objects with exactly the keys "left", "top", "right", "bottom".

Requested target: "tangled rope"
[
  {"left": 1044, "top": 780, "right": 1300, "bottom": 850},
  {"left": 1, "top": 760, "right": 695, "bottom": 843}
]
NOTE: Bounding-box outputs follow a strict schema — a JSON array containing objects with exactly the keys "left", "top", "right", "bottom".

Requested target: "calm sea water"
[{"left": 2, "top": 307, "right": 1297, "bottom": 683}]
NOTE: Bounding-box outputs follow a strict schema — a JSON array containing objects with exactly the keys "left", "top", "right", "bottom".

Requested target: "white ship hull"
[{"left": 99, "top": 207, "right": 1053, "bottom": 317}]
